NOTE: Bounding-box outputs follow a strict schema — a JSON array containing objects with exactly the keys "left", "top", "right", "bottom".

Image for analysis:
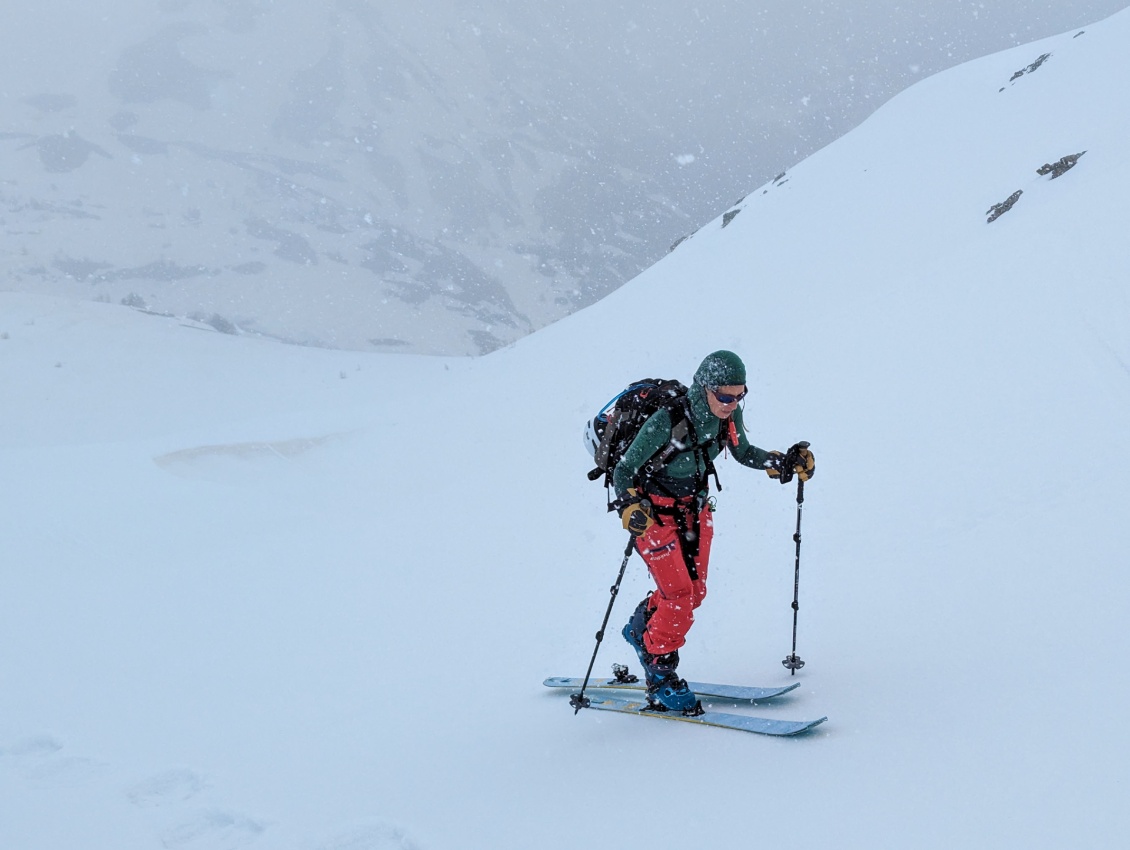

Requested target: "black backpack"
[{"left": 585, "top": 378, "right": 723, "bottom": 501}]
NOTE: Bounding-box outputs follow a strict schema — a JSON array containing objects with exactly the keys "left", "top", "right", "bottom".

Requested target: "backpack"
[{"left": 584, "top": 378, "right": 724, "bottom": 502}]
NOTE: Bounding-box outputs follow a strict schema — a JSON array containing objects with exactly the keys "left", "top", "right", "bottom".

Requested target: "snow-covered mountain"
[
  {"left": 3, "top": 1, "right": 1126, "bottom": 354},
  {"left": 3, "top": 10, "right": 1130, "bottom": 850}
]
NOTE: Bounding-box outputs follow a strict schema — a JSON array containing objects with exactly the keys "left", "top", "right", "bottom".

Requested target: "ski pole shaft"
[
  {"left": 783, "top": 478, "right": 806, "bottom": 674},
  {"left": 791, "top": 479, "right": 804, "bottom": 651},
  {"left": 571, "top": 535, "right": 636, "bottom": 714}
]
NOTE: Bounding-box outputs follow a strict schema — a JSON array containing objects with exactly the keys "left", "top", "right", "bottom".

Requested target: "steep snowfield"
[{"left": 3, "top": 11, "right": 1130, "bottom": 849}]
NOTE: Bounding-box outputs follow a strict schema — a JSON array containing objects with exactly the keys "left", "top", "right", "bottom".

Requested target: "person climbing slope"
[{"left": 603, "top": 350, "right": 814, "bottom": 713}]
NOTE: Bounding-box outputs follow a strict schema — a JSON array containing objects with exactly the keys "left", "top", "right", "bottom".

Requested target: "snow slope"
[{"left": 3, "top": 11, "right": 1130, "bottom": 850}]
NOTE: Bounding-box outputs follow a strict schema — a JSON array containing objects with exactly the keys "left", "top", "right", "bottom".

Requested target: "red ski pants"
[{"left": 635, "top": 497, "right": 714, "bottom": 655}]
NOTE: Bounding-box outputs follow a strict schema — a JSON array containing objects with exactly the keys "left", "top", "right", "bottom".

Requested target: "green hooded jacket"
[{"left": 612, "top": 381, "right": 773, "bottom": 499}]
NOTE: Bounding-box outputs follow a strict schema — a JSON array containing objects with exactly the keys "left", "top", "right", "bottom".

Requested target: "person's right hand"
[{"left": 618, "top": 489, "right": 655, "bottom": 537}]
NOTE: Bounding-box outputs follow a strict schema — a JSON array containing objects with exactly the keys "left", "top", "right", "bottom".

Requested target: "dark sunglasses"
[{"left": 709, "top": 386, "right": 747, "bottom": 404}]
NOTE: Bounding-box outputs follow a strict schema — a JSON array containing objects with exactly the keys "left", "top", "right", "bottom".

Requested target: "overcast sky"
[
  {"left": 6, "top": 1, "right": 1123, "bottom": 198},
  {"left": 507, "top": 1, "right": 1128, "bottom": 199},
  {"left": 3, "top": 1, "right": 1126, "bottom": 353}
]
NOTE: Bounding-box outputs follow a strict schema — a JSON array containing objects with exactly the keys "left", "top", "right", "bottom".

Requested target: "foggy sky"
[{"left": 2, "top": 1, "right": 1125, "bottom": 353}]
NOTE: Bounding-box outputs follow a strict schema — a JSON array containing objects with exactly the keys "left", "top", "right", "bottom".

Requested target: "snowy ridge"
[{"left": 4, "top": 11, "right": 1130, "bottom": 849}]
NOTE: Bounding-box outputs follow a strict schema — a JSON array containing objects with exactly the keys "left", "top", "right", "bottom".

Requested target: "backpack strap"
[
  {"left": 645, "top": 495, "right": 703, "bottom": 580},
  {"left": 674, "top": 400, "right": 728, "bottom": 494},
  {"left": 641, "top": 399, "right": 726, "bottom": 496}
]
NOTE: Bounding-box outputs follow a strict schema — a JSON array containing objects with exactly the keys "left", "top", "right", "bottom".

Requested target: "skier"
[{"left": 613, "top": 350, "right": 814, "bottom": 712}]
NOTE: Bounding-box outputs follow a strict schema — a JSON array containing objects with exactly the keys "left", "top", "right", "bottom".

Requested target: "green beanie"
[{"left": 694, "top": 350, "right": 746, "bottom": 388}]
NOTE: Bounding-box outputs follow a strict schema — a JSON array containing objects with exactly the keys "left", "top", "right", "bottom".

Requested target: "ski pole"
[
  {"left": 782, "top": 477, "right": 806, "bottom": 674},
  {"left": 571, "top": 535, "right": 636, "bottom": 713}
]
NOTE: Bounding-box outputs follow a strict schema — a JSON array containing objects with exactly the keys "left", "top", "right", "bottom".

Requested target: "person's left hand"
[
  {"left": 785, "top": 442, "right": 815, "bottom": 481},
  {"left": 766, "top": 443, "right": 815, "bottom": 483}
]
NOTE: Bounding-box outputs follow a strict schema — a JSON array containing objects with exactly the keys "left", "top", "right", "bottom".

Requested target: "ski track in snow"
[
  {"left": 152, "top": 434, "right": 346, "bottom": 484},
  {"left": 158, "top": 809, "right": 266, "bottom": 850},
  {"left": 127, "top": 767, "right": 210, "bottom": 807},
  {"left": 0, "top": 734, "right": 106, "bottom": 785},
  {"left": 310, "top": 821, "right": 425, "bottom": 850},
  {"left": 1, "top": 734, "right": 425, "bottom": 850}
]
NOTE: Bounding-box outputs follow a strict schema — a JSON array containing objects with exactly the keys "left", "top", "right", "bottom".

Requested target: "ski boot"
[
  {"left": 622, "top": 597, "right": 702, "bottom": 715},
  {"left": 621, "top": 596, "right": 654, "bottom": 669},
  {"left": 645, "top": 671, "right": 703, "bottom": 715}
]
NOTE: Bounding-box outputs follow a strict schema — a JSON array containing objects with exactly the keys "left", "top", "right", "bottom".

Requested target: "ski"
[
  {"left": 577, "top": 695, "right": 827, "bottom": 737},
  {"left": 543, "top": 675, "right": 799, "bottom": 703}
]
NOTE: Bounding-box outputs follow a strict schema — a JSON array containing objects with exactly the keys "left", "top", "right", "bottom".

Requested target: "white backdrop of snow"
[{"left": 3, "top": 11, "right": 1130, "bottom": 850}]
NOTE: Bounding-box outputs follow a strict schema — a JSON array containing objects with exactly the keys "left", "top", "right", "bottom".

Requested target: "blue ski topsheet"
[
  {"left": 543, "top": 676, "right": 799, "bottom": 702},
  {"left": 581, "top": 695, "right": 827, "bottom": 736}
]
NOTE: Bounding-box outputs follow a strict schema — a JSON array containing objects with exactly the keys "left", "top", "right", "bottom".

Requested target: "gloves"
[
  {"left": 785, "top": 442, "right": 815, "bottom": 482},
  {"left": 765, "top": 450, "right": 785, "bottom": 480},
  {"left": 766, "top": 442, "right": 815, "bottom": 483},
  {"left": 616, "top": 488, "right": 655, "bottom": 537}
]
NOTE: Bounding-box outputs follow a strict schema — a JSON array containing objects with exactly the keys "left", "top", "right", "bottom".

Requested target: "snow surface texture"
[
  {"left": 3, "top": 12, "right": 1130, "bottom": 849},
  {"left": 2, "top": 1, "right": 1127, "bottom": 355}
]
